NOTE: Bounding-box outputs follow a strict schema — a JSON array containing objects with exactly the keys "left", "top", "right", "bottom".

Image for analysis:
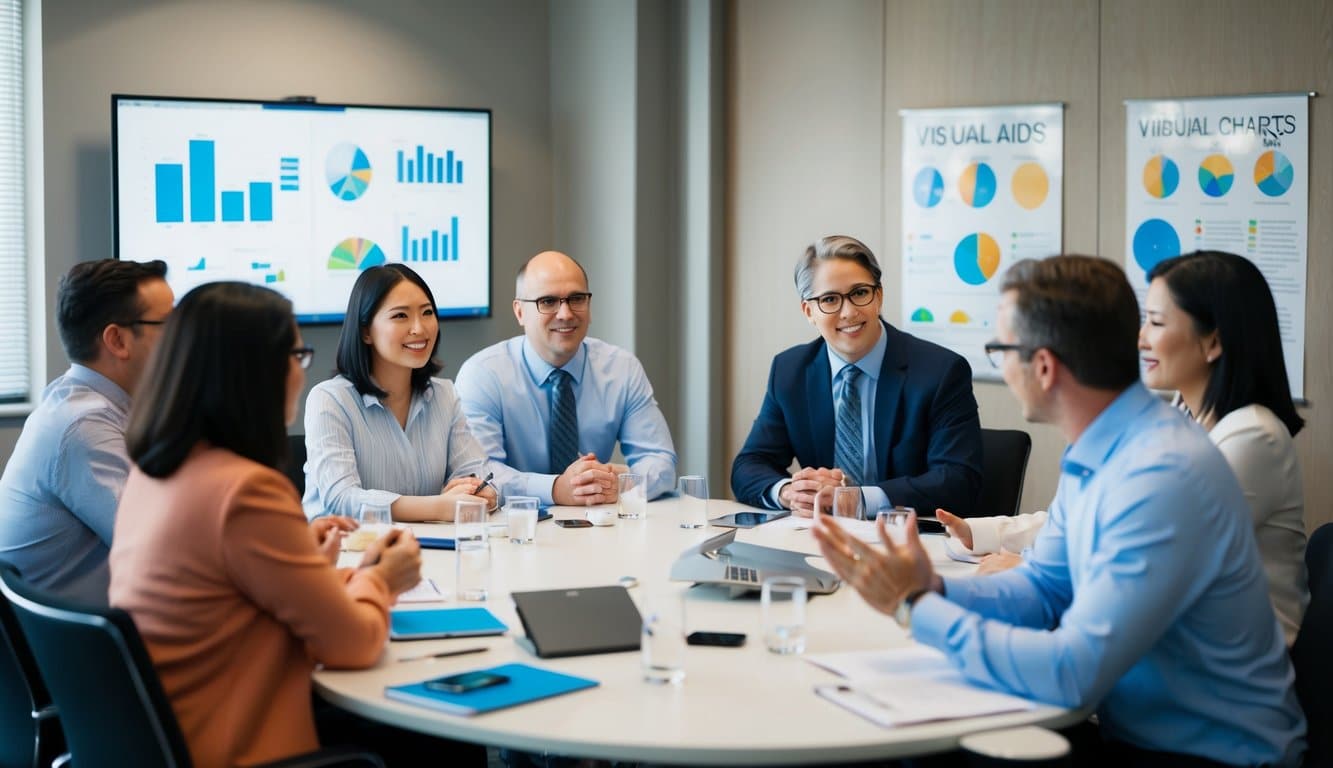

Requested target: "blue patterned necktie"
[
  {"left": 547, "top": 369, "right": 579, "bottom": 474},
  {"left": 834, "top": 365, "right": 864, "bottom": 487}
]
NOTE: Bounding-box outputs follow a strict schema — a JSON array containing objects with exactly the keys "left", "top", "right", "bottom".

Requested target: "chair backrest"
[
  {"left": 285, "top": 433, "right": 308, "bottom": 497},
  {"left": 1293, "top": 522, "right": 1332, "bottom": 766},
  {"left": 978, "top": 428, "right": 1032, "bottom": 517},
  {"left": 0, "top": 568, "right": 56, "bottom": 768},
  {"left": 0, "top": 566, "right": 192, "bottom": 768}
]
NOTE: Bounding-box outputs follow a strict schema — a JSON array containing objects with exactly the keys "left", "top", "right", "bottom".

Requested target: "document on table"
[
  {"left": 397, "top": 577, "right": 446, "bottom": 603},
  {"left": 806, "top": 646, "right": 1036, "bottom": 727}
]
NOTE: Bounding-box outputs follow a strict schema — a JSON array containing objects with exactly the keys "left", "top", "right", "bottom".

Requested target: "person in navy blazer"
[{"left": 731, "top": 235, "right": 983, "bottom": 518}]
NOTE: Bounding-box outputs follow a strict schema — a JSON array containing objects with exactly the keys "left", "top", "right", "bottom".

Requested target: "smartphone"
[
  {"left": 423, "top": 670, "right": 510, "bottom": 694},
  {"left": 686, "top": 631, "right": 747, "bottom": 647},
  {"left": 555, "top": 519, "right": 593, "bottom": 529},
  {"left": 916, "top": 517, "right": 946, "bottom": 535}
]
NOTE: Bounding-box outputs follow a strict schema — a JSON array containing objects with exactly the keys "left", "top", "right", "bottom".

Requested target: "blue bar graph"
[
  {"left": 221, "top": 191, "right": 244, "bottom": 222},
  {"left": 400, "top": 217, "right": 460, "bottom": 262},
  {"left": 249, "top": 182, "right": 273, "bottom": 222},
  {"left": 155, "top": 164, "right": 184, "bottom": 223},
  {"left": 189, "top": 140, "right": 215, "bottom": 222},
  {"left": 279, "top": 157, "right": 300, "bottom": 191},
  {"left": 397, "top": 146, "right": 465, "bottom": 184}
]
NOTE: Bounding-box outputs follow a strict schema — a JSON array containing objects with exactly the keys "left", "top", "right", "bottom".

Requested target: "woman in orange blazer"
[{"left": 108, "top": 282, "right": 423, "bottom": 768}]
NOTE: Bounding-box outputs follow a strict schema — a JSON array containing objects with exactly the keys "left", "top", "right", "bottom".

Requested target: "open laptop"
[
  {"left": 669, "top": 528, "right": 841, "bottom": 595},
  {"left": 510, "top": 585, "right": 643, "bottom": 658}
]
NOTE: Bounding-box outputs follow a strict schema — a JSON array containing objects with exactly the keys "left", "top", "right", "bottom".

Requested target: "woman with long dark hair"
[{"left": 109, "top": 282, "right": 423, "bottom": 766}]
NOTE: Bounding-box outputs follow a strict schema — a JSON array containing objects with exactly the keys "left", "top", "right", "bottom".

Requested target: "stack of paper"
[{"left": 805, "top": 646, "right": 1036, "bottom": 727}]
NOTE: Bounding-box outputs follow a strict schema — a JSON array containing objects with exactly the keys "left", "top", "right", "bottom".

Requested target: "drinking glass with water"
[{"left": 454, "top": 499, "right": 490, "bottom": 601}]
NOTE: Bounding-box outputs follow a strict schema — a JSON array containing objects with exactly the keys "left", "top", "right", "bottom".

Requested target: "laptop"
[
  {"left": 510, "top": 585, "right": 643, "bottom": 658},
  {"left": 668, "top": 528, "right": 841, "bottom": 595}
]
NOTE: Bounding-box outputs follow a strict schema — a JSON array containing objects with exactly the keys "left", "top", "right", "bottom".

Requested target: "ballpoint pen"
[{"left": 397, "top": 645, "right": 490, "bottom": 663}]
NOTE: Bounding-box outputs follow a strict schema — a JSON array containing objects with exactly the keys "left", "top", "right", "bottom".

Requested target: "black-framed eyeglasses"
[
  {"left": 517, "top": 292, "right": 592, "bottom": 314},
  {"left": 802, "top": 284, "right": 880, "bottom": 314},
  {"left": 291, "top": 346, "right": 315, "bottom": 370},
  {"left": 113, "top": 318, "right": 167, "bottom": 328},
  {"left": 983, "top": 341, "right": 1037, "bottom": 369}
]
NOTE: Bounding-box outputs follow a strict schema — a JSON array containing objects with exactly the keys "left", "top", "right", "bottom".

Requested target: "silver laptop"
[{"left": 668, "top": 528, "right": 841, "bottom": 595}]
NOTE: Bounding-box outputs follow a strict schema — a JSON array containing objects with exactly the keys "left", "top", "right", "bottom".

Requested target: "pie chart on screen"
[
  {"left": 913, "top": 167, "right": 944, "bottom": 208},
  {"left": 1131, "top": 219, "right": 1179, "bottom": 273},
  {"left": 1254, "top": 150, "right": 1294, "bottom": 197},
  {"left": 958, "top": 162, "right": 996, "bottom": 208},
  {"left": 1143, "top": 155, "right": 1179, "bottom": 199},
  {"left": 1198, "top": 154, "right": 1234, "bottom": 198},
  {"left": 327, "top": 143, "right": 373, "bottom": 201},
  {"left": 954, "top": 233, "right": 1000, "bottom": 286}
]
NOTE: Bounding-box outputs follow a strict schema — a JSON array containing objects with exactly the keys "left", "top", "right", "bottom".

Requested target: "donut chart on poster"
[
  {"left": 1011, "top": 162, "right": 1049, "bottom": 210},
  {"left": 953, "top": 233, "right": 1001, "bottom": 286},
  {"left": 1254, "top": 150, "right": 1294, "bottom": 197},
  {"left": 1131, "top": 218, "right": 1179, "bottom": 273},
  {"left": 958, "top": 162, "right": 997, "bottom": 208},
  {"left": 1197, "top": 154, "right": 1234, "bottom": 198},
  {"left": 1142, "top": 155, "right": 1179, "bottom": 199},
  {"left": 910, "top": 307, "right": 934, "bottom": 323},
  {"left": 913, "top": 167, "right": 944, "bottom": 208}
]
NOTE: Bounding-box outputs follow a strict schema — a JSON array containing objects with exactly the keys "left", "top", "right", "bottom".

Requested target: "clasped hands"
[
  {"left": 552, "top": 452, "right": 627, "bottom": 506},
  {"left": 308, "top": 515, "right": 422, "bottom": 594},
  {"left": 780, "top": 467, "right": 848, "bottom": 518},
  {"left": 440, "top": 475, "right": 498, "bottom": 517},
  {"left": 812, "top": 506, "right": 941, "bottom": 619}
]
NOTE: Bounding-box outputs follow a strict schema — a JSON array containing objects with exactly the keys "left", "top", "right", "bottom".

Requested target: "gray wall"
[{"left": 0, "top": 0, "right": 554, "bottom": 454}]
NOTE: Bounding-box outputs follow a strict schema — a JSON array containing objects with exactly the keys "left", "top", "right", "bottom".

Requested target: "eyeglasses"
[
  {"left": 517, "top": 292, "right": 592, "bottom": 314},
  {"left": 114, "top": 318, "right": 167, "bottom": 328},
  {"left": 291, "top": 346, "right": 315, "bottom": 370},
  {"left": 983, "top": 341, "right": 1037, "bottom": 368},
  {"left": 802, "top": 284, "right": 880, "bottom": 314}
]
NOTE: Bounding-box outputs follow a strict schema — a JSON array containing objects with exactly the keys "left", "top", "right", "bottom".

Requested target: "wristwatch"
[{"left": 894, "top": 588, "right": 929, "bottom": 629}]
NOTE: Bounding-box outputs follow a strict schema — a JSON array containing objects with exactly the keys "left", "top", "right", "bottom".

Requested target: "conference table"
[{"left": 313, "top": 498, "right": 1082, "bottom": 765}]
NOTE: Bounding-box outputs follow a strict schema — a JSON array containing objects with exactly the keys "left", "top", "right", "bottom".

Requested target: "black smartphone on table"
[
  {"left": 424, "top": 670, "right": 510, "bottom": 694},
  {"left": 555, "top": 519, "right": 593, "bottom": 529},
  {"left": 686, "top": 631, "right": 747, "bottom": 647},
  {"left": 916, "top": 517, "right": 946, "bottom": 535}
]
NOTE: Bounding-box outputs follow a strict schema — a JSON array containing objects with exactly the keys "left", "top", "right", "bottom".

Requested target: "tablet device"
[
  {"left": 510, "top": 586, "right": 642, "bottom": 658},
  {"left": 708, "top": 510, "right": 790, "bottom": 529}
]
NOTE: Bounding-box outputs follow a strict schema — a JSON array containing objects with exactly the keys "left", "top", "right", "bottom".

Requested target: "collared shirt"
[
  {"left": 302, "top": 376, "right": 488, "bottom": 519},
  {"left": 767, "top": 327, "right": 889, "bottom": 513},
  {"left": 454, "top": 336, "right": 677, "bottom": 505},
  {"left": 910, "top": 383, "right": 1305, "bottom": 766},
  {"left": 0, "top": 364, "right": 132, "bottom": 605}
]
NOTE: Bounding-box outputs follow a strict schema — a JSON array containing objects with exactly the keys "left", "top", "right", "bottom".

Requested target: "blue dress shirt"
[
  {"left": 302, "top": 376, "right": 488, "bottom": 519},
  {"left": 0, "top": 365, "right": 131, "bottom": 605},
  {"left": 911, "top": 383, "right": 1305, "bottom": 766},
  {"left": 454, "top": 337, "right": 678, "bottom": 505}
]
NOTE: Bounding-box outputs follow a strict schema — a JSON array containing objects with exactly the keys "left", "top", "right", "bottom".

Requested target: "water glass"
[
  {"left": 454, "top": 499, "right": 490, "bottom": 601},
  {"left": 678, "top": 475, "right": 708, "bottom": 529},
  {"left": 505, "top": 496, "right": 540, "bottom": 544},
  {"left": 618, "top": 473, "right": 647, "bottom": 519},
  {"left": 877, "top": 505, "right": 914, "bottom": 544},
  {"left": 641, "top": 597, "right": 687, "bottom": 684},
  {"left": 761, "top": 576, "right": 807, "bottom": 655},
  {"left": 346, "top": 502, "right": 392, "bottom": 552}
]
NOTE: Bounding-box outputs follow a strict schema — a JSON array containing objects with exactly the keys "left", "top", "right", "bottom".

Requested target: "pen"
[
  {"left": 397, "top": 646, "right": 490, "bottom": 663},
  {"left": 467, "top": 471, "right": 497, "bottom": 497}
]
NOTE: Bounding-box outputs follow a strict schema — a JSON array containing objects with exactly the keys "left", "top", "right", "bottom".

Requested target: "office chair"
[
  {"left": 977, "top": 428, "right": 1032, "bottom": 517},
  {"left": 0, "top": 566, "right": 383, "bottom": 768},
  {"left": 285, "top": 434, "right": 308, "bottom": 497},
  {"left": 1292, "top": 523, "right": 1332, "bottom": 767},
  {"left": 0, "top": 568, "right": 64, "bottom": 768}
]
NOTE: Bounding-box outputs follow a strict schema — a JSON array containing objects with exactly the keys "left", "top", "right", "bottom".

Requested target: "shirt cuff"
[
  {"left": 860, "top": 486, "right": 889, "bottom": 519},
  {"left": 905, "top": 590, "right": 965, "bottom": 649},
  {"left": 968, "top": 516, "right": 1006, "bottom": 554},
  {"left": 524, "top": 473, "right": 559, "bottom": 506},
  {"left": 766, "top": 479, "right": 791, "bottom": 510}
]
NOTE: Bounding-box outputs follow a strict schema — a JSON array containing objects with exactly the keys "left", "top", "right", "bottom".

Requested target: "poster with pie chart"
[
  {"left": 1124, "top": 94, "right": 1308, "bottom": 397},
  {"left": 901, "top": 104, "right": 1063, "bottom": 379}
]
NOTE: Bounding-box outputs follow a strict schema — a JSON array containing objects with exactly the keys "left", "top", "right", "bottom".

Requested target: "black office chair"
[
  {"left": 285, "top": 433, "right": 308, "bottom": 497},
  {"left": 0, "top": 566, "right": 382, "bottom": 768},
  {"left": 0, "top": 569, "right": 64, "bottom": 768},
  {"left": 977, "top": 428, "right": 1032, "bottom": 517},
  {"left": 1293, "top": 523, "right": 1332, "bottom": 767}
]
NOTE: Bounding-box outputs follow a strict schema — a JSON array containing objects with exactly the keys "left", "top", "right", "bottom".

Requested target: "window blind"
[{"left": 0, "top": 0, "right": 26, "bottom": 402}]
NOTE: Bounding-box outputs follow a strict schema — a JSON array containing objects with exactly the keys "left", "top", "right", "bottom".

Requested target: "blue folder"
[
  {"left": 389, "top": 607, "right": 508, "bottom": 641},
  {"left": 384, "top": 663, "right": 598, "bottom": 716}
]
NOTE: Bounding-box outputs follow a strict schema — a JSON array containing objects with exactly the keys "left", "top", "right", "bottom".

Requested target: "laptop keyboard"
[{"left": 726, "top": 565, "right": 760, "bottom": 583}]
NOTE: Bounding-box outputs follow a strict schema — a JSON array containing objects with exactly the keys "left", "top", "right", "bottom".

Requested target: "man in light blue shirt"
[
  {"left": 815, "top": 256, "right": 1304, "bottom": 766},
  {"left": 455, "top": 251, "right": 676, "bottom": 506},
  {"left": 0, "top": 259, "right": 173, "bottom": 605}
]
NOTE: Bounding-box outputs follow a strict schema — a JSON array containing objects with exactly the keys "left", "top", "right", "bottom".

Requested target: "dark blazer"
[{"left": 731, "top": 321, "right": 983, "bottom": 517}]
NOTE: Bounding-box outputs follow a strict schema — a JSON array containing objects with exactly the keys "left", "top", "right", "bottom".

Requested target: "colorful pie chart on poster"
[
  {"left": 327, "top": 143, "right": 373, "bottom": 201},
  {"left": 1010, "top": 162, "right": 1049, "bottom": 210},
  {"left": 1197, "top": 154, "right": 1234, "bottom": 198},
  {"left": 1142, "top": 155, "right": 1179, "bottom": 199},
  {"left": 329, "top": 237, "right": 387, "bottom": 271},
  {"left": 949, "top": 310, "right": 971, "bottom": 324},
  {"left": 953, "top": 233, "right": 1001, "bottom": 286},
  {"left": 913, "top": 167, "right": 944, "bottom": 208},
  {"left": 1253, "top": 150, "right": 1294, "bottom": 197},
  {"left": 910, "top": 307, "right": 934, "bottom": 323},
  {"left": 1131, "top": 218, "right": 1180, "bottom": 273},
  {"left": 958, "top": 162, "right": 997, "bottom": 208}
]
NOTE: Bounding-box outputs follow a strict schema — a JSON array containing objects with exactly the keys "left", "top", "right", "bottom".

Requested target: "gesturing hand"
[{"left": 812, "top": 508, "right": 938, "bottom": 617}]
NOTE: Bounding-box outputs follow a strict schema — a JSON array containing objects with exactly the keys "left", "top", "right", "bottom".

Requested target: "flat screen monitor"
[{"left": 112, "top": 94, "right": 491, "bottom": 323}]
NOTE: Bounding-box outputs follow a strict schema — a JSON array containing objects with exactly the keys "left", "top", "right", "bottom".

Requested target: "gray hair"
[{"left": 793, "top": 235, "right": 883, "bottom": 299}]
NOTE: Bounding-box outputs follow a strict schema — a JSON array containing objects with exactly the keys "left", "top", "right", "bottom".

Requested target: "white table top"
[{"left": 313, "top": 499, "right": 1080, "bottom": 764}]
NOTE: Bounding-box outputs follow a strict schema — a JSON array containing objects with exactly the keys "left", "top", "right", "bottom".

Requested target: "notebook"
[
  {"left": 385, "top": 663, "right": 598, "bottom": 716},
  {"left": 389, "top": 607, "right": 508, "bottom": 641},
  {"left": 510, "top": 585, "right": 642, "bottom": 658}
]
